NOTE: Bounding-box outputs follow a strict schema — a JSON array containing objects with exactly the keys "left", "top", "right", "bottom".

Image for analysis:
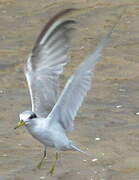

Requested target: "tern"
[{"left": 15, "top": 8, "right": 114, "bottom": 175}]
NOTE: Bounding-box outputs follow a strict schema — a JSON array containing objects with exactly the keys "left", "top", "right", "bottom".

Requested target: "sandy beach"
[{"left": 0, "top": 0, "right": 139, "bottom": 179}]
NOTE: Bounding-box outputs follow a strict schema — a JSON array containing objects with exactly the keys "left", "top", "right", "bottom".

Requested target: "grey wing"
[
  {"left": 25, "top": 9, "right": 76, "bottom": 117},
  {"left": 47, "top": 29, "right": 113, "bottom": 131}
]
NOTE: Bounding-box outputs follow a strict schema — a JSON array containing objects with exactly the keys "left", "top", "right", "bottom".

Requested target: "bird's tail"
[{"left": 70, "top": 144, "right": 91, "bottom": 156}]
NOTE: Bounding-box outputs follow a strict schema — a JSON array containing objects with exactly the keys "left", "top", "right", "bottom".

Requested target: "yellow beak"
[{"left": 14, "top": 121, "right": 26, "bottom": 129}]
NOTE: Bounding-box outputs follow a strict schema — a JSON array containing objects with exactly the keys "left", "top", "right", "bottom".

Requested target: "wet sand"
[{"left": 0, "top": 0, "right": 139, "bottom": 179}]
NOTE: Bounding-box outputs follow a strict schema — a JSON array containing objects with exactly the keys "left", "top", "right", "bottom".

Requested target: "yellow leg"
[
  {"left": 48, "top": 152, "right": 58, "bottom": 176},
  {"left": 37, "top": 148, "right": 47, "bottom": 169}
]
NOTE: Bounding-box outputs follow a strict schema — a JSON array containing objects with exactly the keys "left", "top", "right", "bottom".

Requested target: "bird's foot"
[
  {"left": 48, "top": 165, "right": 55, "bottom": 176},
  {"left": 48, "top": 152, "right": 58, "bottom": 175},
  {"left": 37, "top": 149, "right": 47, "bottom": 169}
]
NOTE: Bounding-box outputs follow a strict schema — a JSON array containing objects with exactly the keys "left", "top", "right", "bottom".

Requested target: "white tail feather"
[{"left": 71, "top": 144, "right": 91, "bottom": 156}]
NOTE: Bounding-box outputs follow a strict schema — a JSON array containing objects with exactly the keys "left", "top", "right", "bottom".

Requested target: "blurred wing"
[
  {"left": 48, "top": 29, "right": 113, "bottom": 131},
  {"left": 25, "top": 9, "right": 76, "bottom": 117}
]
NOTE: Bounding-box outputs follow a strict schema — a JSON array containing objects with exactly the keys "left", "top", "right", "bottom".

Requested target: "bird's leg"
[
  {"left": 48, "top": 152, "right": 59, "bottom": 176},
  {"left": 37, "top": 147, "right": 47, "bottom": 169}
]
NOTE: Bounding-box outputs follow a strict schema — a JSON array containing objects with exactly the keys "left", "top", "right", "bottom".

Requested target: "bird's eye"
[{"left": 29, "top": 114, "right": 37, "bottom": 119}]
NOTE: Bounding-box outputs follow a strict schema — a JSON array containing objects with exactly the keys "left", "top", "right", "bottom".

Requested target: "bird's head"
[{"left": 14, "top": 111, "right": 37, "bottom": 129}]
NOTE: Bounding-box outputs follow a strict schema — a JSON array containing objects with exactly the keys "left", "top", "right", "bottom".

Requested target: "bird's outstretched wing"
[
  {"left": 48, "top": 29, "right": 113, "bottom": 131},
  {"left": 25, "top": 9, "right": 76, "bottom": 117}
]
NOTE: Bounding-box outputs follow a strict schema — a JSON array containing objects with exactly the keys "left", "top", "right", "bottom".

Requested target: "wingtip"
[{"left": 33, "top": 9, "right": 77, "bottom": 49}]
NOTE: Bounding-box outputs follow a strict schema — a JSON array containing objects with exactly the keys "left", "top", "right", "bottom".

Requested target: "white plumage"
[{"left": 15, "top": 9, "right": 114, "bottom": 173}]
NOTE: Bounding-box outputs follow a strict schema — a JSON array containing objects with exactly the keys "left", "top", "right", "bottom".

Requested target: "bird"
[{"left": 14, "top": 8, "right": 114, "bottom": 175}]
